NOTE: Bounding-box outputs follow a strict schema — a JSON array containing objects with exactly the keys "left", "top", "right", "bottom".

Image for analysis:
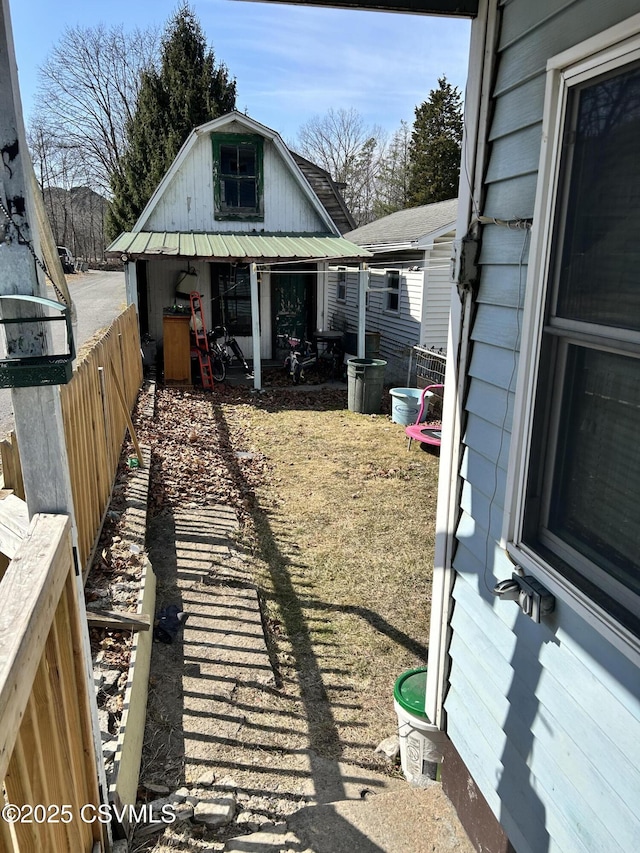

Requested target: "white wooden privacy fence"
[{"left": 0, "top": 515, "right": 105, "bottom": 852}]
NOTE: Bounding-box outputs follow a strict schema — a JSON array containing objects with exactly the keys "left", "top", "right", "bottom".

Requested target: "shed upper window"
[{"left": 212, "top": 133, "right": 264, "bottom": 221}]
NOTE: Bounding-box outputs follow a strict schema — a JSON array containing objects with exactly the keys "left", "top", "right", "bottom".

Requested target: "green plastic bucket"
[
  {"left": 347, "top": 358, "right": 387, "bottom": 414},
  {"left": 393, "top": 667, "right": 446, "bottom": 786}
]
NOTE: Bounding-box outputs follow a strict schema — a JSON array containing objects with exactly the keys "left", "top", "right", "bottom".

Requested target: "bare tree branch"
[
  {"left": 295, "top": 108, "right": 387, "bottom": 225},
  {"left": 35, "top": 23, "right": 159, "bottom": 194}
]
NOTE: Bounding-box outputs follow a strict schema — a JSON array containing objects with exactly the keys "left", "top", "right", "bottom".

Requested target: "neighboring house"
[
  {"left": 326, "top": 200, "right": 457, "bottom": 384},
  {"left": 258, "top": 1, "right": 640, "bottom": 852},
  {"left": 106, "top": 111, "right": 369, "bottom": 388}
]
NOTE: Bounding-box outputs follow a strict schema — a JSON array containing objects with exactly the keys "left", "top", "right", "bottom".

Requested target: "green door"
[{"left": 272, "top": 273, "right": 313, "bottom": 345}]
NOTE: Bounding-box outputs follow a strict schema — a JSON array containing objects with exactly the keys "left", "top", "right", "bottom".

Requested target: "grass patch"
[{"left": 221, "top": 394, "right": 440, "bottom": 768}]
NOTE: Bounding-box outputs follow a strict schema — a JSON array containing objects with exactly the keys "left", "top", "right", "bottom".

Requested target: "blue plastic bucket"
[{"left": 389, "top": 387, "right": 424, "bottom": 425}]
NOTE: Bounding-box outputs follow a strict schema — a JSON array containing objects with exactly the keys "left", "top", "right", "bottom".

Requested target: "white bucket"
[
  {"left": 394, "top": 698, "right": 447, "bottom": 787},
  {"left": 389, "top": 387, "right": 424, "bottom": 425}
]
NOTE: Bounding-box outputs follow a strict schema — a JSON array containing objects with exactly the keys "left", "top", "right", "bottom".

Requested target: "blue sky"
[{"left": 9, "top": 0, "right": 471, "bottom": 144}]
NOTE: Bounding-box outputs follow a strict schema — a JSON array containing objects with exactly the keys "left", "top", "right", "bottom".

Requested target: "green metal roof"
[{"left": 107, "top": 231, "right": 372, "bottom": 261}]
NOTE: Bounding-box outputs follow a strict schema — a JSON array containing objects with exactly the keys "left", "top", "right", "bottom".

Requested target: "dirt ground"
[{"left": 124, "top": 380, "right": 453, "bottom": 851}]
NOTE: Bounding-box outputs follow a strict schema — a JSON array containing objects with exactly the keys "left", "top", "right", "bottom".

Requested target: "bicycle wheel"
[{"left": 211, "top": 354, "right": 226, "bottom": 382}]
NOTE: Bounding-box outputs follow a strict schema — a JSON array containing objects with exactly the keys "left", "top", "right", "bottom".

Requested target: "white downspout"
[
  {"left": 357, "top": 262, "right": 368, "bottom": 358},
  {"left": 250, "top": 262, "right": 261, "bottom": 390}
]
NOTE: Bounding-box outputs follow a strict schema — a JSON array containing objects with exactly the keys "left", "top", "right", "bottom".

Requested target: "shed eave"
[
  {"left": 105, "top": 232, "right": 373, "bottom": 262},
  {"left": 233, "top": 0, "right": 478, "bottom": 16}
]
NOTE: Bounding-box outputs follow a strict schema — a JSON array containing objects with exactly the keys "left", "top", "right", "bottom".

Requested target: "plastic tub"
[
  {"left": 393, "top": 667, "right": 447, "bottom": 786},
  {"left": 389, "top": 387, "right": 424, "bottom": 425}
]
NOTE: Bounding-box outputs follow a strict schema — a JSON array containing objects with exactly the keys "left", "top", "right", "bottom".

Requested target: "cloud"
[
  {"left": 204, "top": 1, "right": 471, "bottom": 139},
  {"left": 12, "top": 0, "right": 471, "bottom": 143}
]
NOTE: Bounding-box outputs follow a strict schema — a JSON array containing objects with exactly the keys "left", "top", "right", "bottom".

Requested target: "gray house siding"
[{"left": 445, "top": 1, "right": 640, "bottom": 851}]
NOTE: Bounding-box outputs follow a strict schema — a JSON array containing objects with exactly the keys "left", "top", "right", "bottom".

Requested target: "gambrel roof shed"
[
  {"left": 107, "top": 111, "right": 370, "bottom": 390},
  {"left": 108, "top": 111, "right": 366, "bottom": 260}
]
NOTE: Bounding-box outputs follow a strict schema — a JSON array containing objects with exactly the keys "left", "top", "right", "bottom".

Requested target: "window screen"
[{"left": 524, "top": 61, "right": 640, "bottom": 619}]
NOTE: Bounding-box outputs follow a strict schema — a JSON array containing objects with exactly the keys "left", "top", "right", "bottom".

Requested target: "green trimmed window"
[{"left": 212, "top": 133, "right": 264, "bottom": 220}]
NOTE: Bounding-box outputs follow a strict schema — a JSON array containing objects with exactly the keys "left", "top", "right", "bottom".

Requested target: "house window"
[
  {"left": 211, "top": 264, "right": 252, "bottom": 337},
  {"left": 506, "top": 27, "right": 640, "bottom": 639},
  {"left": 337, "top": 268, "right": 347, "bottom": 302},
  {"left": 212, "top": 134, "right": 263, "bottom": 221},
  {"left": 386, "top": 270, "right": 400, "bottom": 312}
]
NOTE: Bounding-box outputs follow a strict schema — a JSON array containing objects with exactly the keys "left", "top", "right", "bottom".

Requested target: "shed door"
[{"left": 272, "top": 272, "right": 314, "bottom": 344}]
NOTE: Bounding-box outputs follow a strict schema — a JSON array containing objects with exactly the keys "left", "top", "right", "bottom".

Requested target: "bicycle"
[
  {"left": 277, "top": 334, "right": 317, "bottom": 384},
  {"left": 206, "top": 325, "right": 253, "bottom": 381}
]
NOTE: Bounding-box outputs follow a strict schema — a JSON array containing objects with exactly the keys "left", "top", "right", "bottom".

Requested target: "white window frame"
[
  {"left": 336, "top": 267, "right": 347, "bottom": 303},
  {"left": 503, "top": 14, "right": 640, "bottom": 661},
  {"left": 385, "top": 269, "right": 401, "bottom": 313}
]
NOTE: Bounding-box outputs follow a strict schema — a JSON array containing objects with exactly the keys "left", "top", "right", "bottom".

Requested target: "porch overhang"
[
  {"left": 233, "top": 0, "right": 478, "bottom": 17},
  {"left": 109, "top": 231, "right": 372, "bottom": 393},
  {"left": 106, "top": 231, "right": 372, "bottom": 263}
]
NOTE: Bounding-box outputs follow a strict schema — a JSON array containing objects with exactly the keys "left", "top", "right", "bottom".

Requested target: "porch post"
[
  {"left": 250, "top": 262, "right": 261, "bottom": 390},
  {"left": 0, "top": 1, "right": 111, "bottom": 839},
  {"left": 357, "top": 262, "right": 368, "bottom": 359},
  {"left": 0, "top": 0, "right": 74, "bottom": 520}
]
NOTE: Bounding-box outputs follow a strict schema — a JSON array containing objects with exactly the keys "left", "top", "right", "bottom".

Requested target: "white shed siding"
[
  {"left": 376, "top": 268, "right": 424, "bottom": 383},
  {"left": 421, "top": 237, "right": 453, "bottom": 351},
  {"left": 326, "top": 268, "right": 359, "bottom": 332},
  {"left": 325, "top": 232, "right": 452, "bottom": 385},
  {"left": 446, "top": 1, "right": 640, "bottom": 852},
  {"left": 145, "top": 258, "right": 211, "bottom": 344},
  {"left": 144, "top": 134, "right": 328, "bottom": 234}
]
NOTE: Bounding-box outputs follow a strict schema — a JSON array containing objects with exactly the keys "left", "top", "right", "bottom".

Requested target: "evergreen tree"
[
  {"left": 108, "top": 4, "right": 236, "bottom": 237},
  {"left": 408, "top": 76, "right": 463, "bottom": 206}
]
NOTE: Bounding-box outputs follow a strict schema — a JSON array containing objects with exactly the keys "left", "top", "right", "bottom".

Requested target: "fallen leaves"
[{"left": 135, "top": 387, "right": 271, "bottom": 524}]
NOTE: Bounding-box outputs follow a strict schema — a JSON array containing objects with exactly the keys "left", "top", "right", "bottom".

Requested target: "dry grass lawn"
[{"left": 218, "top": 389, "right": 440, "bottom": 768}]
